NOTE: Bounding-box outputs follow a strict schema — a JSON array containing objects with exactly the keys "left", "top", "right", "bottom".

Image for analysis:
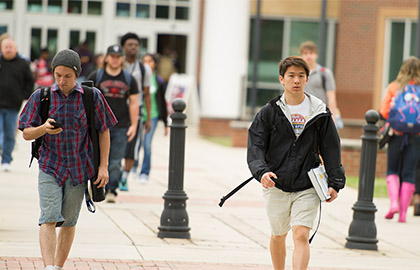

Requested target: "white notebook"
[{"left": 307, "top": 165, "right": 331, "bottom": 202}]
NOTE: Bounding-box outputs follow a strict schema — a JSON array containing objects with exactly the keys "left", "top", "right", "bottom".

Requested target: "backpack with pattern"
[{"left": 387, "top": 84, "right": 420, "bottom": 133}]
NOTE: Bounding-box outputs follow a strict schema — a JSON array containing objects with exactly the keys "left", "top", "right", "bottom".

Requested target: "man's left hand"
[
  {"left": 94, "top": 166, "right": 109, "bottom": 188},
  {"left": 326, "top": 187, "right": 338, "bottom": 202},
  {"left": 126, "top": 125, "right": 137, "bottom": 142},
  {"left": 144, "top": 119, "right": 151, "bottom": 134}
]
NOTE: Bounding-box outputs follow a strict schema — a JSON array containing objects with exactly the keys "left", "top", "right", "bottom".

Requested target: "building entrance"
[{"left": 157, "top": 34, "right": 187, "bottom": 75}]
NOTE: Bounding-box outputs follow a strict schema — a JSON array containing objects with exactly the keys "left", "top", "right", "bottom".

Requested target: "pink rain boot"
[
  {"left": 385, "top": 174, "right": 400, "bottom": 219},
  {"left": 398, "top": 182, "right": 415, "bottom": 223}
]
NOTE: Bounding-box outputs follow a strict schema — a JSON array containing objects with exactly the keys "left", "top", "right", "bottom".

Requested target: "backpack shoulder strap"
[
  {"left": 40, "top": 87, "right": 51, "bottom": 123},
  {"left": 81, "top": 85, "right": 99, "bottom": 170},
  {"left": 268, "top": 96, "right": 282, "bottom": 133},
  {"left": 122, "top": 69, "right": 132, "bottom": 87},
  {"left": 139, "top": 61, "right": 145, "bottom": 89},
  {"left": 30, "top": 87, "right": 50, "bottom": 167},
  {"left": 81, "top": 85, "right": 94, "bottom": 135},
  {"left": 95, "top": 69, "right": 104, "bottom": 87},
  {"left": 320, "top": 66, "right": 326, "bottom": 92}
]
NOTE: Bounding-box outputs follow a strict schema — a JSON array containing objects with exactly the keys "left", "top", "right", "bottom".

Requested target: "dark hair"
[
  {"left": 142, "top": 53, "right": 160, "bottom": 67},
  {"left": 120, "top": 32, "right": 140, "bottom": 47},
  {"left": 40, "top": 47, "right": 49, "bottom": 54},
  {"left": 278, "top": 56, "right": 310, "bottom": 77}
]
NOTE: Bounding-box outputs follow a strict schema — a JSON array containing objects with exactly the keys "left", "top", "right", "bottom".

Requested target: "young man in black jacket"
[{"left": 247, "top": 56, "right": 345, "bottom": 270}]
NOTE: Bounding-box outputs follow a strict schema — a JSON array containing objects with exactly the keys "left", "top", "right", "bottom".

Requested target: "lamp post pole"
[
  {"left": 158, "top": 98, "right": 190, "bottom": 239},
  {"left": 345, "top": 110, "right": 379, "bottom": 250}
]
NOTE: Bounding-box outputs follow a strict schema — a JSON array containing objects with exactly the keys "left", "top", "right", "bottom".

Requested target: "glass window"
[
  {"left": 30, "top": 28, "right": 42, "bottom": 61},
  {"left": 116, "top": 2, "right": 130, "bottom": 17},
  {"left": 139, "top": 38, "right": 148, "bottom": 57},
  {"left": 88, "top": 0, "right": 102, "bottom": 15},
  {"left": 68, "top": 0, "right": 82, "bottom": 14},
  {"left": 86, "top": 31, "right": 96, "bottom": 52},
  {"left": 136, "top": 4, "right": 149, "bottom": 18},
  {"left": 0, "top": 25, "right": 8, "bottom": 35},
  {"left": 410, "top": 22, "right": 417, "bottom": 56},
  {"left": 175, "top": 6, "right": 188, "bottom": 20},
  {"left": 156, "top": 5, "right": 169, "bottom": 19},
  {"left": 69, "top": 30, "right": 80, "bottom": 50},
  {"left": 47, "top": 29, "right": 58, "bottom": 56},
  {"left": 388, "top": 22, "right": 404, "bottom": 83},
  {"left": 47, "top": 0, "right": 62, "bottom": 13},
  {"left": 289, "top": 21, "right": 320, "bottom": 56},
  {"left": 27, "top": 0, "right": 42, "bottom": 12},
  {"left": 248, "top": 18, "right": 284, "bottom": 84},
  {"left": 0, "top": 0, "right": 13, "bottom": 10}
]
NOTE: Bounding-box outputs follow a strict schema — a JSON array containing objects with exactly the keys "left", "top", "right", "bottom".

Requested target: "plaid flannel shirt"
[{"left": 18, "top": 83, "right": 117, "bottom": 186}]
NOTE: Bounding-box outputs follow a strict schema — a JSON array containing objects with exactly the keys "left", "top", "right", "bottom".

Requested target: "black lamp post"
[
  {"left": 345, "top": 110, "right": 379, "bottom": 250},
  {"left": 158, "top": 98, "right": 190, "bottom": 239}
]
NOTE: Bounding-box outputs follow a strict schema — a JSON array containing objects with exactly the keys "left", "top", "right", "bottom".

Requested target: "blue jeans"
[
  {"left": 140, "top": 117, "right": 159, "bottom": 176},
  {"left": 387, "top": 134, "right": 420, "bottom": 184},
  {"left": 0, "top": 108, "right": 19, "bottom": 164},
  {"left": 107, "top": 127, "right": 128, "bottom": 194}
]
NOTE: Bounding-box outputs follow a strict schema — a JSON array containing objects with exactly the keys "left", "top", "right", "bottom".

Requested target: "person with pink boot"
[{"left": 379, "top": 57, "right": 420, "bottom": 223}]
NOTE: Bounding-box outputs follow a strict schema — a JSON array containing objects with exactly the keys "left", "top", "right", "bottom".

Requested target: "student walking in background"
[
  {"left": 137, "top": 53, "right": 169, "bottom": 183},
  {"left": 119, "top": 32, "right": 152, "bottom": 190},
  {"left": 379, "top": 56, "right": 420, "bottom": 223},
  {"left": 32, "top": 47, "right": 54, "bottom": 88},
  {"left": 0, "top": 36, "right": 34, "bottom": 171},
  {"left": 88, "top": 45, "right": 139, "bottom": 203},
  {"left": 18, "top": 49, "right": 116, "bottom": 270},
  {"left": 299, "top": 41, "right": 342, "bottom": 128}
]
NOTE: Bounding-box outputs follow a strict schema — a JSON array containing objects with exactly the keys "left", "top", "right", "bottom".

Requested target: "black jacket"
[
  {"left": 0, "top": 55, "right": 34, "bottom": 110},
  {"left": 247, "top": 94, "right": 345, "bottom": 192}
]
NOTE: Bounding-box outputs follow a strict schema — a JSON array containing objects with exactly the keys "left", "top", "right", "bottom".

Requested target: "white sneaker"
[
  {"left": 105, "top": 192, "right": 116, "bottom": 203},
  {"left": 1, "top": 163, "right": 11, "bottom": 172},
  {"left": 139, "top": 173, "right": 148, "bottom": 184}
]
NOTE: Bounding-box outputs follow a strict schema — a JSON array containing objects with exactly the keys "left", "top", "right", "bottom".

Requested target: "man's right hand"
[
  {"left": 261, "top": 172, "right": 277, "bottom": 188},
  {"left": 45, "top": 119, "right": 63, "bottom": 135}
]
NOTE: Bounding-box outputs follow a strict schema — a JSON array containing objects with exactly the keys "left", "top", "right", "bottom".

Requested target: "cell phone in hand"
[{"left": 50, "top": 121, "right": 62, "bottom": 129}]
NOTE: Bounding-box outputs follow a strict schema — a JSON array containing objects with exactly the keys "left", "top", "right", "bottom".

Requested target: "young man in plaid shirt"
[{"left": 18, "top": 49, "right": 117, "bottom": 270}]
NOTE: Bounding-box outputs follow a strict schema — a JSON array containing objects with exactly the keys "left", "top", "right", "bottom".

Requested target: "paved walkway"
[{"left": 0, "top": 124, "right": 419, "bottom": 270}]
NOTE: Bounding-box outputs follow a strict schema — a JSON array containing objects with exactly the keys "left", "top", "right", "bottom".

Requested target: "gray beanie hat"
[{"left": 51, "top": 49, "right": 81, "bottom": 77}]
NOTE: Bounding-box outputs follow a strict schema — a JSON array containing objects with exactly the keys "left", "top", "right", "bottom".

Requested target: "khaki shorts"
[{"left": 262, "top": 187, "right": 320, "bottom": 236}]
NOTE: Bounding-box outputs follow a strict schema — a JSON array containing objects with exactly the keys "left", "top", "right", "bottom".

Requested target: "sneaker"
[
  {"left": 119, "top": 178, "right": 128, "bottom": 191},
  {"left": 139, "top": 173, "right": 148, "bottom": 184},
  {"left": 105, "top": 192, "right": 116, "bottom": 203},
  {"left": 1, "top": 163, "right": 11, "bottom": 172}
]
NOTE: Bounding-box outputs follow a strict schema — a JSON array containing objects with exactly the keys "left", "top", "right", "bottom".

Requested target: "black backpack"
[{"left": 29, "top": 82, "right": 105, "bottom": 205}]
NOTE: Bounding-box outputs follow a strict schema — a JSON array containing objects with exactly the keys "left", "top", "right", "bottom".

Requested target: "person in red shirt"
[{"left": 33, "top": 48, "right": 54, "bottom": 87}]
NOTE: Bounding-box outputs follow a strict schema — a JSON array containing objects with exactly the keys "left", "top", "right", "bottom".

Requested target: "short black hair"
[
  {"left": 278, "top": 56, "right": 309, "bottom": 77},
  {"left": 120, "top": 32, "right": 140, "bottom": 47}
]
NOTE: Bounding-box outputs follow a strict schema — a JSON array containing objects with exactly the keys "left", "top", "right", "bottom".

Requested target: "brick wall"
[
  {"left": 199, "top": 117, "right": 232, "bottom": 137},
  {"left": 335, "top": 0, "right": 417, "bottom": 119},
  {"left": 341, "top": 146, "right": 387, "bottom": 178}
]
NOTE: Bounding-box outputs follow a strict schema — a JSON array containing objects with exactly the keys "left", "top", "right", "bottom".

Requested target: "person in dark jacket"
[
  {"left": 0, "top": 36, "right": 34, "bottom": 171},
  {"left": 247, "top": 56, "right": 345, "bottom": 270}
]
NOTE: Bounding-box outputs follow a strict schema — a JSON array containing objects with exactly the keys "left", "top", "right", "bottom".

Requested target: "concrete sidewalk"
[{"left": 0, "top": 124, "right": 419, "bottom": 270}]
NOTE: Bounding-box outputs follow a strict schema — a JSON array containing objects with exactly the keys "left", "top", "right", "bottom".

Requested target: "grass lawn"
[
  {"left": 202, "top": 136, "right": 232, "bottom": 147},
  {"left": 345, "top": 176, "right": 388, "bottom": 198}
]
